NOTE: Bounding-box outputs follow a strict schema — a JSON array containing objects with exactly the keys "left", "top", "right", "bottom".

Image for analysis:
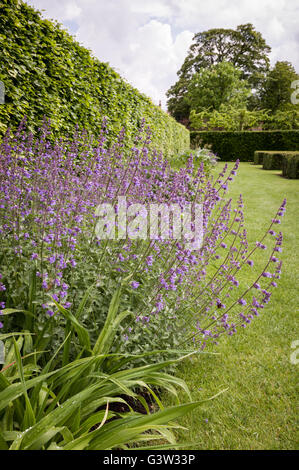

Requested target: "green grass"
[{"left": 165, "top": 162, "right": 299, "bottom": 450}]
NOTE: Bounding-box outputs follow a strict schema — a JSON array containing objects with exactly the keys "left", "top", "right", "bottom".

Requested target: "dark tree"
[{"left": 260, "top": 61, "right": 299, "bottom": 112}]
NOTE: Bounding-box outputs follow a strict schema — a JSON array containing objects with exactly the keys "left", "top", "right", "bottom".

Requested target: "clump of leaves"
[
  {"left": 171, "top": 147, "right": 218, "bottom": 172},
  {"left": 0, "top": 286, "right": 223, "bottom": 450}
]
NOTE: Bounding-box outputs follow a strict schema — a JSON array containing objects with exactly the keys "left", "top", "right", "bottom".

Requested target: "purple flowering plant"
[{"left": 0, "top": 118, "right": 286, "bottom": 362}]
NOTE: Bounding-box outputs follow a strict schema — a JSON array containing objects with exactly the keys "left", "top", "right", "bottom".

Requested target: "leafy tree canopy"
[
  {"left": 260, "top": 61, "right": 299, "bottom": 112},
  {"left": 186, "top": 62, "right": 251, "bottom": 112},
  {"left": 0, "top": 0, "right": 189, "bottom": 157},
  {"left": 167, "top": 23, "right": 271, "bottom": 123}
]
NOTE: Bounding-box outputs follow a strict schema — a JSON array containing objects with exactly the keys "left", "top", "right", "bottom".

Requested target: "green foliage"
[
  {"left": 167, "top": 23, "right": 271, "bottom": 122},
  {"left": 190, "top": 130, "right": 299, "bottom": 161},
  {"left": 260, "top": 61, "right": 299, "bottom": 112},
  {"left": 187, "top": 62, "right": 250, "bottom": 112},
  {"left": 263, "top": 109, "right": 299, "bottom": 130},
  {"left": 190, "top": 107, "right": 267, "bottom": 131},
  {"left": 0, "top": 0, "right": 189, "bottom": 158},
  {"left": 187, "top": 60, "right": 299, "bottom": 132},
  {"left": 166, "top": 78, "right": 191, "bottom": 125},
  {"left": 170, "top": 147, "right": 218, "bottom": 173},
  {"left": 282, "top": 154, "right": 299, "bottom": 179},
  {"left": 190, "top": 107, "right": 299, "bottom": 132},
  {"left": 0, "top": 287, "right": 219, "bottom": 450}
]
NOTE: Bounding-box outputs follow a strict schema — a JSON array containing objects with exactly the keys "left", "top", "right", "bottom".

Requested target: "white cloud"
[
  {"left": 119, "top": 20, "right": 193, "bottom": 105},
  {"left": 266, "top": 17, "right": 284, "bottom": 42},
  {"left": 130, "top": 0, "right": 173, "bottom": 17},
  {"left": 25, "top": 0, "right": 299, "bottom": 110}
]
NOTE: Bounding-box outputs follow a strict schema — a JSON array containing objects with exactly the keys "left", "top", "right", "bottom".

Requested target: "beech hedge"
[{"left": 0, "top": 0, "right": 189, "bottom": 158}]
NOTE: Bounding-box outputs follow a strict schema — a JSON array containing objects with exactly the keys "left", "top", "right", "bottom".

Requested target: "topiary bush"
[
  {"left": 254, "top": 151, "right": 267, "bottom": 165},
  {"left": 253, "top": 150, "right": 299, "bottom": 172},
  {"left": 0, "top": 0, "right": 189, "bottom": 159},
  {"left": 191, "top": 131, "right": 299, "bottom": 161},
  {"left": 262, "top": 152, "right": 286, "bottom": 170},
  {"left": 281, "top": 154, "right": 299, "bottom": 179}
]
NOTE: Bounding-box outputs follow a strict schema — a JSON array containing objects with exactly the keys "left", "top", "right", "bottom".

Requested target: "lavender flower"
[
  {"left": 0, "top": 120, "right": 285, "bottom": 351},
  {"left": 131, "top": 281, "right": 140, "bottom": 289}
]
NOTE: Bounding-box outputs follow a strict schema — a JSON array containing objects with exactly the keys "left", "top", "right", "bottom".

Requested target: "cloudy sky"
[{"left": 27, "top": 0, "right": 299, "bottom": 109}]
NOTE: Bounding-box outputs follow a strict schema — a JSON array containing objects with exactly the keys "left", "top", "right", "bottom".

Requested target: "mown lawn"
[{"left": 165, "top": 162, "right": 299, "bottom": 450}]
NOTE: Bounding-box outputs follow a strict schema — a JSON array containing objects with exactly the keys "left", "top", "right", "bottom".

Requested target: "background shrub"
[
  {"left": 0, "top": 0, "right": 189, "bottom": 159},
  {"left": 190, "top": 130, "right": 299, "bottom": 161}
]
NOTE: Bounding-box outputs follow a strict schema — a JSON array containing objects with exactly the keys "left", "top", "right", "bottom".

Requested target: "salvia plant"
[
  {"left": 0, "top": 118, "right": 285, "bottom": 360},
  {"left": 0, "top": 118, "right": 286, "bottom": 450}
]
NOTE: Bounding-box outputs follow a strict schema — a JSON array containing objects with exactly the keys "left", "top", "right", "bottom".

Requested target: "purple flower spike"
[
  {"left": 131, "top": 281, "right": 140, "bottom": 289},
  {"left": 262, "top": 272, "right": 272, "bottom": 278},
  {"left": 0, "top": 120, "right": 285, "bottom": 346}
]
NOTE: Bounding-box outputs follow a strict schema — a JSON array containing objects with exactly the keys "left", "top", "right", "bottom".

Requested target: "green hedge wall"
[
  {"left": 190, "top": 130, "right": 299, "bottom": 161},
  {"left": 0, "top": 0, "right": 189, "bottom": 158}
]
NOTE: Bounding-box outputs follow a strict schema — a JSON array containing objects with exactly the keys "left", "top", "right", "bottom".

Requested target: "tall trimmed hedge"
[
  {"left": 0, "top": 0, "right": 189, "bottom": 158},
  {"left": 190, "top": 130, "right": 299, "bottom": 161}
]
